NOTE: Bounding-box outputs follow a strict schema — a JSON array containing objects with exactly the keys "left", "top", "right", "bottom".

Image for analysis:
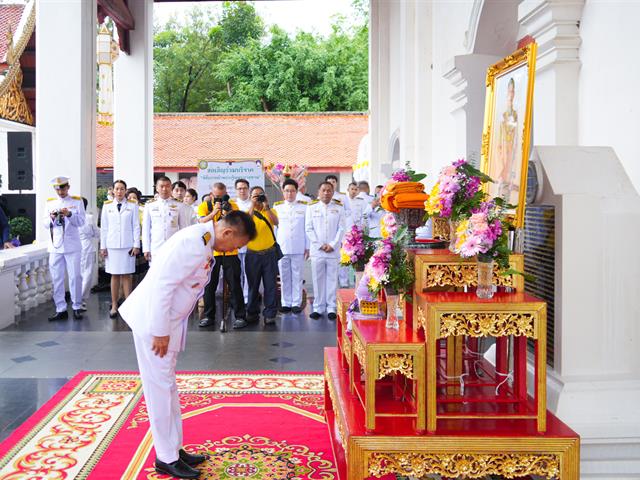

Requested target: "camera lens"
[{"left": 257, "top": 194, "right": 267, "bottom": 203}]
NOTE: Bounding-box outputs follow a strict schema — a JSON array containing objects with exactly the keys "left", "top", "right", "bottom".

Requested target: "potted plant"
[{"left": 9, "top": 216, "right": 33, "bottom": 247}]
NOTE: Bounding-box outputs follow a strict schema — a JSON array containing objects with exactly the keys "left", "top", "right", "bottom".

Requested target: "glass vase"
[
  {"left": 354, "top": 268, "right": 364, "bottom": 289},
  {"left": 384, "top": 288, "right": 400, "bottom": 330},
  {"left": 476, "top": 255, "right": 495, "bottom": 299}
]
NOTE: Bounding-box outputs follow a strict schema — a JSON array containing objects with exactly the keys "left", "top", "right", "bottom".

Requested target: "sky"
[{"left": 153, "top": 0, "right": 359, "bottom": 38}]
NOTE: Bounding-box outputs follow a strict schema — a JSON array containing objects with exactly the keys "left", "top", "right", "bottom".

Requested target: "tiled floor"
[{"left": 0, "top": 290, "right": 337, "bottom": 442}]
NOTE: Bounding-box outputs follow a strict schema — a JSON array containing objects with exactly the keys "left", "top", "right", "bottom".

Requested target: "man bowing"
[{"left": 119, "top": 210, "right": 256, "bottom": 479}]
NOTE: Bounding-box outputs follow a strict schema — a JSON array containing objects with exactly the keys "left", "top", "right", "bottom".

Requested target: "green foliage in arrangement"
[{"left": 9, "top": 216, "right": 32, "bottom": 239}]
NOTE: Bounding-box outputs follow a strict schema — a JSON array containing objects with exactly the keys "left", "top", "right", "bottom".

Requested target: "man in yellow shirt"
[
  {"left": 244, "top": 186, "right": 279, "bottom": 327},
  {"left": 197, "top": 182, "right": 246, "bottom": 329}
]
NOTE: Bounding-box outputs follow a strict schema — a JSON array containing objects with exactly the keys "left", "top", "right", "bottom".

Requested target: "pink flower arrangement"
[
  {"left": 391, "top": 169, "right": 411, "bottom": 182},
  {"left": 365, "top": 238, "right": 394, "bottom": 292},
  {"left": 340, "top": 225, "right": 366, "bottom": 266},
  {"left": 380, "top": 212, "right": 398, "bottom": 238},
  {"left": 454, "top": 200, "right": 505, "bottom": 259}
]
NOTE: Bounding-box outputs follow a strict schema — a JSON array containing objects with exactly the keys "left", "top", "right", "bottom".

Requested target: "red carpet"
[{"left": 0, "top": 372, "right": 338, "bottom": 479}]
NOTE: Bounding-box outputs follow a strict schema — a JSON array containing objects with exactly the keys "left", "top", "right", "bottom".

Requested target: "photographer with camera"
[
  {"left": 197, "top": 183, "right": 246, "bottom": 329},
  {"left": 244, "top": 186, "right": 280, "bottom": 327},
  {"left": 44, "top": 176, "right": 86, "bottom": 321}
]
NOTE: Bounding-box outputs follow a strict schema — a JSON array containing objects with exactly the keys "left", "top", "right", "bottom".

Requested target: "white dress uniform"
[
  {"left": 44, "top": 193, "right": 86, "bottom": 312},
  {"left": 100, "top": 199, "right": 141, "bottom": 274},
  {"left": 79, "top": 212, "right": 100, "bottom": 302},
  {"left": 119, "top": 222, "right": 216, "bottom": 464},
  {"left": 235, "top": 197, "right": 252, "bottom": 303},
  {"left": 365, "top": 204, "right": 384, "bottom": 238},
  {"left": 142, "top": 197, "right": 191, "bottom": 258},
  {"left": 356, "top": 191, "right": 375, "bottom": 203},
  {"left": 305, "top": 199, "right": 346, "bottom": 314},
  {"left": 296, "top": 191, "right": 313, "bottom": 203},
  {"left": 348, "top": 196, "right": 368, "bottom": 229},
  {"left": 274, "top": 199, "right": 308, "bottom": 309}
]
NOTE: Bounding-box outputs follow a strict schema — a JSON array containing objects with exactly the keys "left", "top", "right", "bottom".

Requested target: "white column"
[
  {"left": 35, "top": 0, "right": 96, "bottom": 244},
  {"left": 519, "top": 0, "right": 584, "bottom": 145},
  {"left": 368, "top": 0, "right": 391, "bottom": 185},
  {"left": 113, "top": 0, "right": 154, "bottom": 195},
  {"left": 412, "top": 0, "right": 433, "bottom": 178},
  {"left": 443, "top": 54, "right": 500, "bottom": 167}
]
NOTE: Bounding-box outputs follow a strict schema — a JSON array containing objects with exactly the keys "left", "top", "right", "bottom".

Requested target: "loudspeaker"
[
  {"left": 7, "top": 132, "right": 33, "bottom": 190},
  {"left": 1, "top": 193, "right": 36, "bottom": 245}
]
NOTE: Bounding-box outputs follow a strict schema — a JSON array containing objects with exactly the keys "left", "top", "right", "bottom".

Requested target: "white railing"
[{"left": 0, "top": 243, "right": 51, "bottom": 328}]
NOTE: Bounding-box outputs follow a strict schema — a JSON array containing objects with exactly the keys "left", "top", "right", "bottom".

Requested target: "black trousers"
[
  {"left": 245, "top": 249, "right": 279, "bottom": 319},
  {"left": 203, "top": 255, "right": 246, "bottom": 320}
]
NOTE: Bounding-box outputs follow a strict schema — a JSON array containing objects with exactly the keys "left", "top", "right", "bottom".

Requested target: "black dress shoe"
[
  {"left": 246, "top": 314, "right": 259, "bottom": 324},
  {"left": 232, "top": 318, "right": 248, "bottom": 329},
  {"left": 179, "top": 448, "right": 208, "bottom": 467},
  {"left": 291, "top": 306, "right": 302, "bottom": 314},
  {"left": 327, "top": 312, "right": 337, "bottom": 321},
  {"left": 48, "top": 311, "right": 68, "bottom": 321},
  {"left": 309, "top": 311, "right": 321, "bottom": 320},
  {"left": 73, "top": 310, "right": 83, "bottom": 320},
  {"left": 109, "top": 310, "right": 118, "bottom": 319},
  {"left": 155, "top": 458, "right": 200, "bottom": 479},
  {"left": 199, "top": 317, "right": 214, "bottom": 328},
  {"left": 279, "top": 306, "right": 291, "bottom": 313}
]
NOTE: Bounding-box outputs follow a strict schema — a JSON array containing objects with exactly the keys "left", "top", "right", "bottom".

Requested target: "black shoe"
[
  {"left": 263, "top": 316, "right": 276, "bottom": 326},
  {"left": 73, "top": 310, "right": 83, "bottom": 320},
  {"left": 199, "top": 317, "right": 214, "bottom": 328},
  {"left": 48, "top": 311, "right": 68, "bottom": 321},
  {"left": 232, "top": 318, "right": 248, "bottom": 329},
  {"left": 309, "top": 311, "right": 321, "bottom": 320},
  {"left": 279, "top": 306, "right": 291, "bottom": 313},
  {"left": 327, "top": 312, "right": 337, "bottom": 321},
  {"left": 291, "top": 306, "right": 302, "bottom": 314},
  {"left": 179, "top": 448, "right": 208, "bottom": 467},
  {"left": 155, "top": 458, "right": 200, "bottom": 479},
  {"left": 246, "top": 314, "right": 259, "bottom": 324},
  {"left": 109, "top": 310, "right": 118, "bottom": 319}
]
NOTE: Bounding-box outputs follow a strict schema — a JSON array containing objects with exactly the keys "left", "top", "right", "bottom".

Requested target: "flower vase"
[
  {"left": 448, "top": 219, "right": 458, "bottom": 252},
  {"left": 354, "top": 268, "right": 364, "bottom": 289},
  {"left": 384, "top": 287, "right": 400, "bottom": 330},
  {"left": 476, "top": 254, "right": 495, "bottom": 299}
]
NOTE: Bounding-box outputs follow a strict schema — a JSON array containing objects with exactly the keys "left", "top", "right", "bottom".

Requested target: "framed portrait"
[{"left": 480, "top": 42, "right": 537, "bottom": 228}]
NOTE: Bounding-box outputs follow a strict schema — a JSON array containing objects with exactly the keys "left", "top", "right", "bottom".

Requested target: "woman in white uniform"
[{"left": 100, "top": 180, "right": 141, "bottom": 318}]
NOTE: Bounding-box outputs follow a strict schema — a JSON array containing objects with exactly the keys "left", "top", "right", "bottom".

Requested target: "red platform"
[{"left": 324, "top": 347, "right": 580, "bottom": 480}]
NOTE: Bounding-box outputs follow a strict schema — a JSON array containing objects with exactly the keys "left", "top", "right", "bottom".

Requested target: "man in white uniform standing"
[
  {"left": 234, "top": 178, "right": 252, "bottom": 304},
  {"left": 142, "top": 176, "right": 191, "bottom": 262},
  {"left": 119, "top": 211, "right": 256, "bottom": 479},
  {"left": 78, "top": 197, "right": 100, "bottom": 311},
  {"left": 273, "top": 178, "right": 308, "bottom": 314},
  {"left": 305, "top": 181, "right": 345, "bottom": 320},
  {"left": 45, "top": 177, "right": 86, "bottom": 321}
]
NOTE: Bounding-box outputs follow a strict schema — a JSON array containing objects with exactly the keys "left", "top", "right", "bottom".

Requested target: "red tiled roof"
[
  {"left": 96, "top": 113, "right": 368, "bottom": 170},
  {"left": 0, "top": 4, "right": 25, "bottom": 63}
]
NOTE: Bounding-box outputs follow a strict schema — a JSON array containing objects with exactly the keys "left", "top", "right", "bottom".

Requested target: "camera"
[
  {"left": 256, "top": 194, "right": 267, "bottom": 203},
  {"left": 51, "top": 210, "right": 66, "bottom": 225},
  {"left": 213, "top": 194, "right": 232, "bottom": 212}
]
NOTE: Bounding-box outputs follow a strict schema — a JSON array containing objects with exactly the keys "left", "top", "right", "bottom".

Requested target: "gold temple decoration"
[
  {"left": 367, "top": 451, "right": 561, "bottom": 479},
  {"left": 439, "top": 312, "right": 536, "bottom": 338},
  {"left": 342, "top": 335, "right": 352, "bottom": 365},
  {"left": 377, "top": 354, "right": 415, "bottom": 380},
  {"left": 0, "top": 3, "right": 36, "bottom": 125},
  {"left": 431, "top": 216, "right": 450, "bottom": 240},
  {"left": 324, "top": 366, "right": 347, "bottom": 458},
  {"left": 352, "top": 334, "right": 366, "bottom": 369},
  {"left": 422, "top": 263, "right": 516, "bottom": 289}
]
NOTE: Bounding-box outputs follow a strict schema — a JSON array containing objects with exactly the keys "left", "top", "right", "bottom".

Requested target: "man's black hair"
[
  {"left": 325, "top": 174, "right": 338, "bottom": 182},
  {"left": 282, "top": 178, "right": 298, "bottom": 190},
  {"left": 156, "top": 175, "right": 171, "bottom": 185},
  {"left": 186, "top": 188, "right": 198, "bottom": 199},
  {"left": 221, "top": 210, "right": 257, "bottom": 241},
  {"left": 172, "top": 181, "right": 187, "bottom": 190},
  {"left": 235, "top": 179, "right": 250, "bottom": 189},
  {"left": 113, "top": 179, "right": 127, "bottom": 189},
  {"left": 82, "top": 197, "right": 88, "bottom": 210}
]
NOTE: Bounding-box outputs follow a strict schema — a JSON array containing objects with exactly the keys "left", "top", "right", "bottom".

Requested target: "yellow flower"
[
  {"left": 424, "top": 184, "right": 441, "bottom": 215},
  {"left": 368, "top": 276, "right": 379, "bottom": 290},
  {"left": 380, "top": 223, "right": 389, "bottom": 239},
  {"left": 340, "top": 250, "right": 350, "bottom": 265}
]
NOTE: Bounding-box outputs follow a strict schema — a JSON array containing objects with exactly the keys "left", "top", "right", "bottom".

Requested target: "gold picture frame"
[{"left": 480, "top": 42, "right": 537, "bottom": 228}]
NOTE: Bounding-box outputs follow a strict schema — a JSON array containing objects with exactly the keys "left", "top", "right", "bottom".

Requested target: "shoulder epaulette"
[
  {"left": 47, "top": 197, "right": 55, "bottom": 202},
  {"left": 174, "top": 198, "right": 183, "bottom": 202},
  {"left": 274, "top": 200, "right": 284, "bottom": 206},
  {"left": 296, "top": 200, "right": 308, "bottom": 205},
  {"left": 332, "top": 199, "right": 342, "bottom": 205},
  {"left": 104, "top": 200, "right": 113, "bottom": 204},
  {"left": 127, "top": 199, "right": 137, "bottom": 204},
  {"left": 202, "top": 231, "right": 211, "bottom": 246},
  {"left": 310, "top": 200, "right": 319, "bottom": 205},
  {"left": 71, "top": 195, "right": 82, "bottom": 200},
  {"left": 145, "top": 199, "right": 156, "bottom": 205}
]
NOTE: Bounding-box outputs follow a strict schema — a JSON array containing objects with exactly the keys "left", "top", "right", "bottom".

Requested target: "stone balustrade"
[{"left": 0, "top": 244, "right": 51, "bottom": 329}]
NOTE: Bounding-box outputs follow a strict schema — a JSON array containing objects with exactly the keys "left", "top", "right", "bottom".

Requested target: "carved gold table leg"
[
  {"left": 365, "top": 354, "right": 376, "bottom": 432},
  {"left": 537, "top": 304, "right": 547, "bottom": 432},
  {"left": 426, "top": 309, "right": 438, "bottom": 433}
]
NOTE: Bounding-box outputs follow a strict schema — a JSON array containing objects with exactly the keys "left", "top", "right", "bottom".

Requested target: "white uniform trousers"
[
  {"left": 238, "top": 252, "right": 249, "bottom": 304},
  {"left": 310, "top": 257, "right": 338, "bottom": 314},
  {"left": 133, "top": 333, "right": 182, "bottom": 464},
  {"left": 80, "top": 249, "right": 95, "bottom": 302},
  {"left": 49, "top": 251, "right": 82, "bottom": 312},
  {"left": 278, "top": 254, "right": 304, "bottom": 308}
]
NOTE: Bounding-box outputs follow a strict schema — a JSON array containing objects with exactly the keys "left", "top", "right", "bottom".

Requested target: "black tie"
[{"left": 117, "top": 203, "right": 121, "bottom": 212}]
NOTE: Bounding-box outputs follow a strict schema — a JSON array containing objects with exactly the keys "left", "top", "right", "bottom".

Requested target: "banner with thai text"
[{"left": 196, "top": 159, "right": 265, "bottom": 199}]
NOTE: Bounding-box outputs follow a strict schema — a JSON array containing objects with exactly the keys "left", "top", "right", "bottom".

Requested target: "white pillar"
[
  {"left": 412, "top": 0, "right": 433, "bottom": 178},
  {"left": 369, "top": 0, "right": 391, "bottom": 185},
  {"left": 443, "top": 54, "right": 500, "bottom": 168},
  {"left": 35, "top": 0, "right": 96, "bottom": 244},
  {"left": 113, "top": 0, "right": 154, "bottom": 194}
]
